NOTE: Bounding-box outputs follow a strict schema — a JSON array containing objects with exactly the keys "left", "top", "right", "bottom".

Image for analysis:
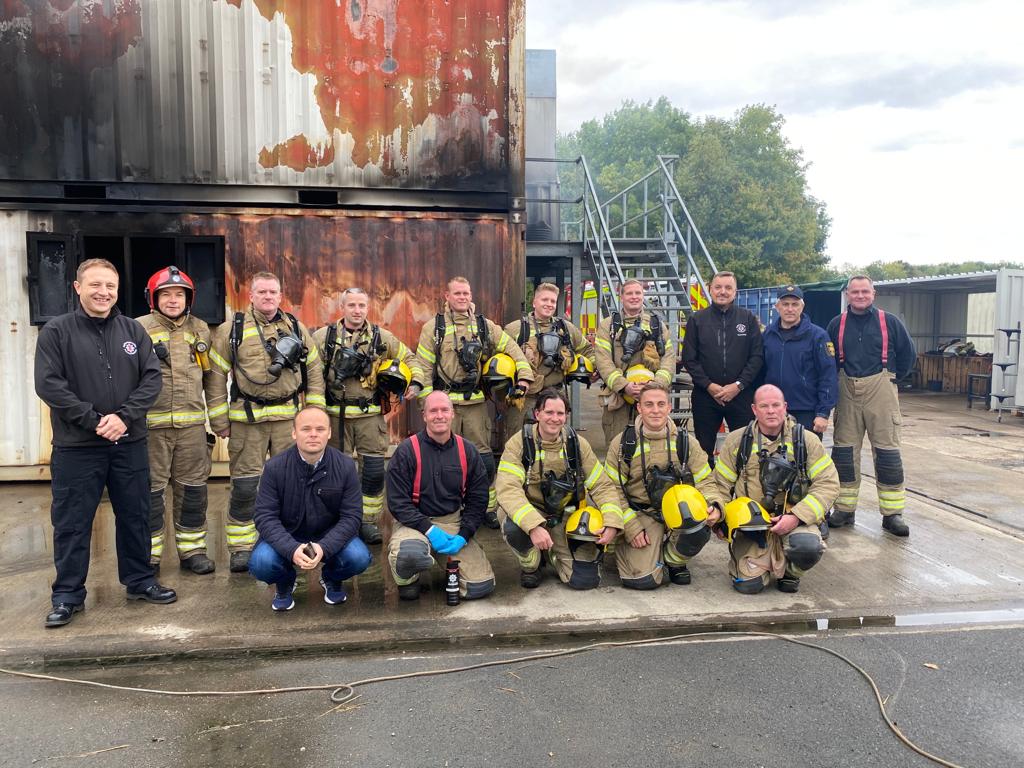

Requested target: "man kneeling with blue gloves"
[
  {"left": 249, "top": 406, "right": 372, "bottom": 611},
  {"left": 386, "top": 391, "right": 495, "bottom": 601}
]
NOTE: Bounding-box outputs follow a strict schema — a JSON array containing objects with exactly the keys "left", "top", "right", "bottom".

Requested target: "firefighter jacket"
[
  {"left": 604, "top": 418, "right": 717, "bottom": 542},
  {"left": 414, "top": 303, "right": 533, "bottom": 406},
  {"left": 503, "top": 313, "right": 594, "bottom": 395},
  {"left": 208, "top": 305, "right": 326, "bottom": 431},
  {"left": 496, "top": 425, "right": 624, "bottom": 533},
  {"left": 313, "top": 321, "right": 423, "bottom": 420},
  {"left": 136, "top": 311, "right": 215, "bottom": 430},
  {"left": 34, "top": 305, "right": 161, "bottom": 447},
  {"left": 594, "top": 310, "right": 675, "bottom": 395},
  {"left": 710, "top": 417, "right": 840, "bottom": 526}
]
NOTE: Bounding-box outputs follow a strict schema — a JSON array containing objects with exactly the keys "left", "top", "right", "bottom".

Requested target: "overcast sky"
[{"left": 526, "top": 0, "right": 1024, "bottom": 268}]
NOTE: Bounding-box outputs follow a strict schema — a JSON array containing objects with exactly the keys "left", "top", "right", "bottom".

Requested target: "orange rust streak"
[{"left": 259, "top": 134, "right": 336, "bottom": 171}]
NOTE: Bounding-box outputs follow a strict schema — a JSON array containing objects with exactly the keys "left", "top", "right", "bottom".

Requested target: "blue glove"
[
  {"left": 445, "top": 535, "right": 467, "bottom": 555},
  {"left": 426, "top": 525, "right": 454, "bottom": 553}
]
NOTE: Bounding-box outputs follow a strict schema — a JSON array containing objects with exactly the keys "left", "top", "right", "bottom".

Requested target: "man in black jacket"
[
  {"left": 385, "top": 390, "right": 494, "bottom": 601},
  {"left": 249, "top": 407, "right": 372, "bottom": 611},
  {"left": 682, "top": 271, "right": 764, "bottom": 462},
  {"left": 34, "top": 258, "right": 175, "bottom": 628}
]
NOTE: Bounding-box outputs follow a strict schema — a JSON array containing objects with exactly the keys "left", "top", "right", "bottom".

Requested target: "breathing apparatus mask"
[
  {"left": 333, "top": 344, "right": 371, "bottom": 381},
  {"left": 536, "top": 329, "right": 564, "bottom": 369},
  {"left": 267, "top": 334, "right": 304, "bottom": 379},
  {"left": 154, "top": 341, "right": 169, "bottom": 361},
  {"left": 540, "top": 471, "right": 577, "bottom": 524},
  {"left": 619, "top": 324, "right": 648, "bottom": 361},
  {"left": 457, "top": 336, "right": 484, "bottom": 374},
  {"left": 644, "top": 465, "right": 682, "bottom": 515},
  {"left": 759, "top": 446, "right": 798, "bottom": 512}
]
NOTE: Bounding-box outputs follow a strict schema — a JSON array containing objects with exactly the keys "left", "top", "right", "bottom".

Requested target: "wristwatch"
[{"left": 734, "top": 380, "right": 744, "bottom": 391}]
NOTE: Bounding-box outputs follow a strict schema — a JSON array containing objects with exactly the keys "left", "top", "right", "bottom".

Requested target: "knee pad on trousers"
[
  {"left": 673, "top": 525, "right": 711, "bottom": 558},
  {"left": 464, "top": 577, "right": 495, "bottom": 600},
  {"left": 361, "top": 455, "right": 386, "bottom": 496},
  {"left": 481, "top": 452, "right": 496, "bottom": 483},
  {"left": 621, "top": 572, "right": 660, "bottom": 591},
  {"left": 229, "top": 476, "right": 260, "bottom": 522},
  {"left": 873, "top": 448, "right": 904, "bottom": 486},
  {"left": 395, "top": 539, "right": 434, "bottom": 579},
  {"left": 831, "top": 446, "right": 856, "bottom": 483},
  {"left": 785, "top": 531, "right": 824, "bottom": 571},
  {"left": 149, "top": 490, "right": 166, "bottom": 533},
  {"left": 178, "top": 484, "right": 207, "bottom": 529},
  {"left": 567, "top": 559, "right": 600, "bottom": 590},
  {"left": 501, "top": 517, "right": 534, "bottom": 555}
]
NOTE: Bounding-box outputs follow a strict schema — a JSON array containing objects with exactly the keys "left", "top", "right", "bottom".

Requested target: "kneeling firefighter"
[
  {"left": 413, "top": 277, "right": 533, "bottom": 529},
  {"left": 314, "top": 287, "right": 423, "bottom": 544},
  {"left": 136, "top": 266, "right": 217, "bottom": 575},
  {"left": 495, "top": 388, "right": 624, "bottom": 590},
  {"left": 603, "top": 381, "right": 719, "bottom": 588},
  {"left": 208, "top": 271, "right": 326, "bottom": 572},
  {"left": 710, "top": 384, "right": 839, "bottom": 594}
]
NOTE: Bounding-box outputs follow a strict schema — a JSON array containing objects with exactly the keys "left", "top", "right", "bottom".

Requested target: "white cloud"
[{"left": 527, "top": 0, "right": 1024, "bottom": 267}]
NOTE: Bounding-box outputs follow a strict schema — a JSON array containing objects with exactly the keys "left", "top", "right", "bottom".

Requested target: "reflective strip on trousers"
[
  {"left": 150, "top": 533, "right": 165, "bottom": 560},
  {"left": 175, "top": 529, "right": 207, "bottom": 555},
  {"left": 225, "top": 522, "right": 258, "bottom": 547},
  {"left": 363, "top": 493, "right": 384, "bottom": 522}
]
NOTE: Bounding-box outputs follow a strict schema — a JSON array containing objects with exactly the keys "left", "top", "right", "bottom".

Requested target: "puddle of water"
[{"left": 894, "top": 608, "right": 1024, "bottom": 627}]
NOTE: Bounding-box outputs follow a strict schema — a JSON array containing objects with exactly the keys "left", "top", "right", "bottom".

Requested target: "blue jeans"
[{"left": 248, "top": 538, "right": 372, "bottom": 589}]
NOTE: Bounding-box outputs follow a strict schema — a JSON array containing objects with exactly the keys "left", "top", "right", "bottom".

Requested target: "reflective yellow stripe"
[
  {"left": 306, "top": 346, "right": 320, "bottom": 363},
  {"left": 229, "top": 404, "right": 300, "bottom": 421},
  {"left": 802, "top": 494, "right": 825, "bottom": 521},
  {"left": 416, "top": 344, "right": 437, "bottom": 363},
  {"left": 496, "top": 332, "right": 510, "bottom": 352},
  {"left": 878, "top": 490, "right": 905, "bottom": 510},
  {"left": 498, "top": 461, "right": 526, "bottom": 481},
  {"left": 511, "top": 503, "right": 536, "bottom": 526},
  {"left": 341, "top": 404, "right": 381, "bottom": 416},
  {"left": 605, "top": 370, "right": 624, "bottom": 388},
  {"left": 518, "top": 548, "right": 542, "bottom": 571},
  {"left": 693, "top": 463, "right": 711, "bottom": 483},
  {"left": 808, "top": 455, "right": 833, "bottom": 479},
  {"left": 417, "top": 386, "right": 434, "bottom": 398},
  {"left": 599, "top": 502, "right": 623, "bottom": 516},
  {"left": 326, "top": 404, "right": 341, "bottom": 416},
  {"left": 716, "top": 462, "right": 738, "bottom": 483},
  {"left": 150, "top": 533, "right": 164, "bottom": 559},
  {"left": 176, "top": 530, "right": 206, "bottom": 542},
  {"left": 584, "top": 463, "right": 603, "bottom": 489},
  {"left": 148, "top": 331, "right": 170, "bottom": 344},
  {"left": 621, "top": 507, "right": 637, "bottom": 523},
  {"left": 306, "top": 394, "right": 326, "bottom": 408},
  {"left": 208, "top": 403, "right": 228, "bottom": 418},
  {"left": 595, "top": 337, "right": 612, "bottom": 352},
  {"left": 515, "top": 361, "right": 532, "bottom": 374},
  {"left": 604, "top": 461, "right": 621, "bottom": 482},
  {"left": 146, "top": 409, "right": 207, "bottom": 427},
  {"left": 209, "top": 349, "right": 231, "bottom": 373},
  {"left": 225, "top": 523, "right": 257, "bottom": 546},
  {"left": 654, "top": 369, "right": 672, "bottom": 383}
]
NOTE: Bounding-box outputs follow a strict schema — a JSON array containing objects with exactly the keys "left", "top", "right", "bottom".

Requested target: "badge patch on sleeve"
[{"left": 825, "top": 342, "right": 835, "bottom": 358}]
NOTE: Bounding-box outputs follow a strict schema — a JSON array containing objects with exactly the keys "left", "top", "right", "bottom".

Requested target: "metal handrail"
[{"left": 655, "top": 155, "right": 717, "bottom": 276}]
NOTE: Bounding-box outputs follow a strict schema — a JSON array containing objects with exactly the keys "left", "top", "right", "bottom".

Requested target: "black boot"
[
  {"left": 483, "top": 509, "right": 500, "bottom": 530},
  {"left": 229, "top": 550, "right": 251, "bottom": 573},
  {"left": 181, "top": 553, "right": 216, "bottom": 575},
  {"left": 827, "top": 509, "right": 856, "bottom": 528},
  {"left": 360, "top": 521, "right": 383, "bottom": 545},
  {"left": 667, "top": 565, "right": 691, "bottom": 585},
  {"left": 882, "top": 514, "right": 910, "bottom": 537},
  {"left": 520, "top": 569, "right": 542, "bottom": 589}
]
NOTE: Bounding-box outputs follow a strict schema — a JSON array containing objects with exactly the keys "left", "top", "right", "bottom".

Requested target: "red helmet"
[{"left": 145, "top": 266, "right": 195, "bottom": 312}]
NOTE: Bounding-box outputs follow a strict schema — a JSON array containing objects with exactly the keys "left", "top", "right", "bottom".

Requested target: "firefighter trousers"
[
  {"left": 387, "top": 513, "right": 495, "bottom": 599},
  {"left": 147, "top": 425, "right": 212, "bottom": 563},
  {"left": 497, "top": 506, "right": 603, "bottom": 590},
  {"left": 226, "top": 419, "right": 295, "bottom": 552},
  {"left": 329, "top": 413, "right": 388, "bottom": 524},
  {"left": 615, "top": 514, "right": 708, "bottom": 590},
  {"left": 729, "top": 525, "right": 824, "bottom": 588},
  {"left": 451, "top": 402, "right": 498, "bottom": 512},
  {"left": 831, "top": 371, "right": 906, "bottom": 518}
]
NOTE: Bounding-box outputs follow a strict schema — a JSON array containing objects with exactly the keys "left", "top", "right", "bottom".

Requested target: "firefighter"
[
  {"left": 313, "top": 287, "right": 422, "bottom": 545},
  {"left": 414, "top": 276, "right": 533, "bottom": 529},
  {"left": 594, "top": 279, "right": 675, "bottom": 445},
  {"left": 502, "top": 282, "right": 594, "bottom": 441},
  {"left": 826, "top": 275, "right": 916, "bottom": 537},
  {"left": 496, "top": 388, "right": 622, "bottom": 590},
  {"left": 604, "top": 381, "right": 719, "bottom": 589},
  {"left": 208, "top": 271, "right": 326, "bottom": 572},
  {"left": 709, "top": 384, "right": 840, "bottom": 594},
  {"left": 137, "top": 266, "right": 217, "bottom": 575}
]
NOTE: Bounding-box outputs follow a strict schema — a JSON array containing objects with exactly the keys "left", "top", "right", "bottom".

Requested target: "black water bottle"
[{"left": 445, "top": 558, "right": 461, "bottom": 606}]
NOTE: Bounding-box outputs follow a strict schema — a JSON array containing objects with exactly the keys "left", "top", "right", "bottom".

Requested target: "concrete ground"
[{"left": 1, "top": 391, "right": 1023, "bottom": 667}]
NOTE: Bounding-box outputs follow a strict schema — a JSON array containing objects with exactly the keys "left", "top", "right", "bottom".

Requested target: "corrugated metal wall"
[
  {"left": 966, "top": 293, "right": 995, "bottom": 355},
  {"left": 1, "top": 209, "right": 520, "bottom": 470},
  {"left": 0, "top": 0, "right": 518, "bottom": 191},
  {"left": 993, "top": 269, "right": 1024, "bottom": 409}
]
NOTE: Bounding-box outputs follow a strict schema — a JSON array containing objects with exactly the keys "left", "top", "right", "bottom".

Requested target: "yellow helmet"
[
  {"left": 723, "top": 497, "right": 772, "bottom": 542},
  {"left": 482, "top": 353, "right": 516, "bottom": 394},
  {"left": 565, "top": 504, "right": 604, "bottom": 541},
  {"left": 565, "top": 354, "right": 594, "bottom": 385},
  {"left": 376, "top": 358, "right": 412, "bottom": 396},
  {"left": 623, "top": 364, "right": 655, "bottom": 404},
  {"left": 659, "top": 484, "right": 709, "bottom": 532}
]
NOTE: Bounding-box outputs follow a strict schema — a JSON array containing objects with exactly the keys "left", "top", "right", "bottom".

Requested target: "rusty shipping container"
[{"left": 0, "top": 0, "right": 526, "bottom": 476}]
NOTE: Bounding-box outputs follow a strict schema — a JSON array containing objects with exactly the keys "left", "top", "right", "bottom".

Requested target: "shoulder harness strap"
[
  {"left": 411, "top": 433, "right": 468, "bottom": 506},
  {"left": 650, "top": 312, "right": 666, "bottom": 356},
  {"left": 477, "top": 314, "right": 492, "bottom": 356},
  {"left": 285, "top": 312, "right": 308, "bottom": 396},
  {"left": 521, "top": 424, "right": 537, "bottom": 475},
  {"left": 517, "top": 315, "right": 529, "bottom": 347}
]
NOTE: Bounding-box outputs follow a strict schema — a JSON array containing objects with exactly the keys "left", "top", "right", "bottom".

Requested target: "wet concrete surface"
[{"left": 1, "top": 392, "right": 1023, "bottom": 667}]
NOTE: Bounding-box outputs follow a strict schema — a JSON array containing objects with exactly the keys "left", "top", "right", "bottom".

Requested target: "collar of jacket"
[
  {"left": 151, "top": 310, "right": 189, "bottom": 331},
  {"left": 633, "top": 416, "right": 678, "bottom": 440},
  {"left": 847, "top": 304, "right": 878, "bottom": 318},
  {"left": 530, "top": 312, "right": 557, "bottom": 330},
  {"left": 443, "top": 301, "right": 477, "bottom": 321},
  {"left": 418, "top": 428, "right": 459, "bottom": 450},
  {"left": 767, "top": 314, "right": 811, "bottom": 339},
  {"left": 251, "top": 305, "right": 284, "bottom": 326},
  {"left": 338, "top": 320, "right": 370, "bottom": 341},
  {"left": 712, "top": 302, "right": 736, "bottom": 317},
  {"left": 76, "top": 303, "right": 122, "bottom": 323},
  {"left": 532, "top": 423, "right": 565, "bottom": 449},
  {"left": 753, "top": 415, "right": 797, "bottom": 445}
]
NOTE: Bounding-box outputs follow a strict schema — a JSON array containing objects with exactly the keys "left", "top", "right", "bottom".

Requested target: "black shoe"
[
  {"left": 229, "top": 550, "right": 251, "bottom": 573},
  {"left": 819, "top": 520, "right": 830, "bottom": 541},
  {"left": 483, "top": 509, "right": 500, "bottom": 530},
  {"left": 732, "top": 577, "right": 765, "bottom": 595},
  {"left": 360, "top": 521, "right": 383, "bottom": 545},
  {"left": 777, "top": 576, "right": 800, "bottom": 593},
  {"left": 398, "top": 583, "right": 422, "bottom": 601},
  {"left": 520, "top": 570, "right": 542, "bottom": 589},
  {"left": 828, "top": 510, "right": 856, "bottom": 528},
  {"left": 180, "top": 554, "right": 216, "bottom": 575},
  {"left": 127, "top": 583, "right": 177, "bottom": 604},
  {"left": 882, "top": 514, "right": 910, "bottom": 537},
  {"left": 667, "top": 565, "right": 691, "bottom": 585},
  {"left": 45, "top": 603, "right": 83, "bottom": 628}
]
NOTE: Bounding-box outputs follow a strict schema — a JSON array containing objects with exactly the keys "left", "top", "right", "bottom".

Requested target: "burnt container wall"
[{"left": 0, "top": 0, "right": 515, "bottom": 192}]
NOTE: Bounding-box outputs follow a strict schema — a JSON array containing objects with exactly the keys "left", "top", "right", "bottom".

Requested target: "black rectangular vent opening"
[
  {"left": 297, "top": 189, "right": 338, "bottom": 206},
  {"left": 63, "top": 184, "right": 107, "bottom": 199}
]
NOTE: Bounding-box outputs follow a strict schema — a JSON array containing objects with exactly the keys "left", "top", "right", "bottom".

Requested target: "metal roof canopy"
[{"left": 873, "top": 271, "right": 1000, "bottom": 294}]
